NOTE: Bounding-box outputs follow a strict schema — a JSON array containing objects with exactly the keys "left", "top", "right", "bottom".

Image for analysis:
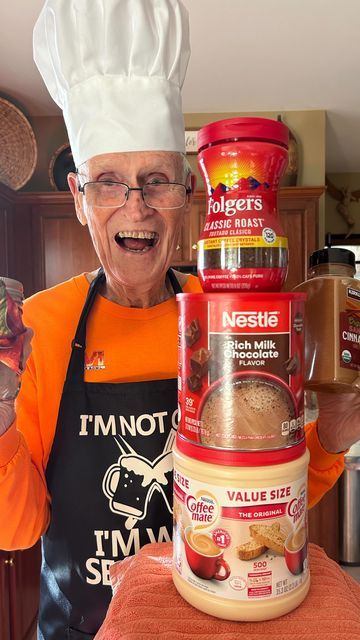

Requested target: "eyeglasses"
[{"left": 77, "top": 180, "right": 192, "bottom": 210}]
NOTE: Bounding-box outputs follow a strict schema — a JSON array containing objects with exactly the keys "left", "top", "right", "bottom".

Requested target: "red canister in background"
[
  {"left": 177, "top": 292, "right": 305, "bottom": 453},
  {"left": 197, "top": 117, "right": 289, "bottom": 292}
]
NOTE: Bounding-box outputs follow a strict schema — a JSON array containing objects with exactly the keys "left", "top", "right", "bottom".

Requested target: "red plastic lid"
[
  {"left": 176, "top": 434, "right": 306, "bottom": 467},
  {"left": 198, "top": 117, "right": 289, "bottom": 152},
  {"left": 176, "top": 291, "right": 306, "bottom": 303}
]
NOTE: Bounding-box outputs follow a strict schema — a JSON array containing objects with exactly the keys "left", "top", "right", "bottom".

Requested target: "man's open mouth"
[{"left": 114, "top": 231, "right": 159, "bottom": 253}]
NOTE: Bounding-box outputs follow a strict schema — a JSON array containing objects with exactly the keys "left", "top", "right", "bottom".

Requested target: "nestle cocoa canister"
[
  {"left": 173, "top": 437, "right": 310, "bottom": 621},
  {"left": 177, "top": 292, "right": 305, "bottom": 452}
]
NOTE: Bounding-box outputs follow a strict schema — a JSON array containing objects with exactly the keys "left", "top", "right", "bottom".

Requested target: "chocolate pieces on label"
[
  {"left": 185, "top": 318, "right": 201, "bottom": 347},
  {"left": 186, "top": 373, "right": 202, "bottom": 392},
  {"left": 284, "top": 353, "right": 300, "bottom": 376},
  {"left": 190, "top": 347, "right": 211, "bottom": 377}
]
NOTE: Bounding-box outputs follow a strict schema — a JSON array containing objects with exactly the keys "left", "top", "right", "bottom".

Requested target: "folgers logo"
[
  {"left": 207, "top": 195, "right": 263, "bottom": 216},
  {"left": 209, "top": 299, "right": 290, "bottom": 334}
]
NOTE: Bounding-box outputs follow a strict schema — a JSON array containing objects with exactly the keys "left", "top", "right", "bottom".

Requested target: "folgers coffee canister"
[
  {"left": 177, "top": 292, "right": 305, "bottom": 452},
  {"left": 172, "top": 438, "right": 310, "bottom": 621},
  {"left": 197, "top": 117, "right": 289, "bottom": 292}
]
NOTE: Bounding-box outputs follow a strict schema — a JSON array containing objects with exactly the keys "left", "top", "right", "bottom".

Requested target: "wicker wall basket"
[{"left": 0, "top": 97, "right": 38, "bottom": 190}]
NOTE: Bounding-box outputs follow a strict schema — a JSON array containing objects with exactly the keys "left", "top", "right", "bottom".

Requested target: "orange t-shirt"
[{"left": 0, "top": 273, "right": 344, "bottom": 550}]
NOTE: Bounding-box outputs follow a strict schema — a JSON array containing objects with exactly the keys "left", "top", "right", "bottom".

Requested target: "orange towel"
[
  {"left": 95, "top": 542, "right": 360, "bottom": 640},
  {"left": 0, "top": 279, "right": 25, "bottom": 374}
]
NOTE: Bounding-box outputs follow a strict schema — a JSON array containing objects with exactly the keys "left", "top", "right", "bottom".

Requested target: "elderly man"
[{"left": 0, "top": 0, "right": 359, "bottom": 638}]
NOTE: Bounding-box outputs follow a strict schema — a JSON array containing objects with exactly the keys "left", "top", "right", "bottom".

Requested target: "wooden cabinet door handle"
[{"left": 4, "top": 557, "right": 14, "bottom": 566}]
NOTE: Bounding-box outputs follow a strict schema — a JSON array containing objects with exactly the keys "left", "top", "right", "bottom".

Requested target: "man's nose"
[{"left": 123, "top": 187, "right": 152, "bottom": 219}]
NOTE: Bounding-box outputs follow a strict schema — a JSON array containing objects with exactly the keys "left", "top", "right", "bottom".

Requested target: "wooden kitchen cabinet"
[
  {"left": 10, "top": 192, "right": 100, "bottom": 297},
  {"left": 10, "top": 190, "right": 206, "bottom": 293},
  {"left": 0, "top": 551, "right": 11, "bottom": 640},
  {"left": 279, "top": 187, "right": 321, "bottom": 291},
  {"left": 0, "top": 183, "right": 15, "bottom": 279},
  {"left": 172, "top": 193, "right": 206, "bottom": 266},
  {"left": 0, "top": 544, "right": 41, "bottom": 640},
  {"left": 4, "top": 186, "right": 323, "bottom": 296}
]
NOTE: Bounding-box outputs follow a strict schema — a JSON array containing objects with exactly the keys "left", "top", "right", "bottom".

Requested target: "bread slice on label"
[
  {"left": 236, "top": 522, "right": 281, "bottom": 560},
  {"left": 235, "top": 538, "right": 268, "bottom": 561},
  {"left": 249, "top": 523, "right": 286, "bottom": 556}
]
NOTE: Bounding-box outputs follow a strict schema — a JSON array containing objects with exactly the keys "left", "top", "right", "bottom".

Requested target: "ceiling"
[{"left": 0, "top": 0, "right": 359, "bottom": 173}]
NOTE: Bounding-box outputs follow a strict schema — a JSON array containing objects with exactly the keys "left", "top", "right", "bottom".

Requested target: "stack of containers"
[{"left": 172, "top": 118, "right": 310, "bottom": 621}]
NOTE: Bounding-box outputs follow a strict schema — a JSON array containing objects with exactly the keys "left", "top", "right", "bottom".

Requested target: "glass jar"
[
  {"left": 0, "top": 277, "right": 24, "bottom": 306},
  {"left": 294, "top": 248, "right": 360, "bottom": 392}
]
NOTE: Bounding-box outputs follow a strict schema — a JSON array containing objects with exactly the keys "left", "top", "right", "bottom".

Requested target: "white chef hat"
[{"left": 33, "top": 0, "right": 190, "bottom": 167}]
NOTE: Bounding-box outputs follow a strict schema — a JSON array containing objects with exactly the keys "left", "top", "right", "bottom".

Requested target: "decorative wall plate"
[{"left": 49, "top": 143, "right": 75, "bottom": 191}]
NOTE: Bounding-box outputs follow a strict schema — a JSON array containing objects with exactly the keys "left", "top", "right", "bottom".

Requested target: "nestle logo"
[{"left": 222, "top": 310, "right": 280, "bottom": 328}]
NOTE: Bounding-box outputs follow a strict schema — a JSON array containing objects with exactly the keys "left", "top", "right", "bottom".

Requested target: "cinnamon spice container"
[{"left": 294, "top": 248, "right": 360, "bottom": 392}]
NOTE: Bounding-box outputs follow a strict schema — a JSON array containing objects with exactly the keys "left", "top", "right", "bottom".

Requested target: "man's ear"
[{"left": 68, "top": 172, "right": 87, "bottom": 226}]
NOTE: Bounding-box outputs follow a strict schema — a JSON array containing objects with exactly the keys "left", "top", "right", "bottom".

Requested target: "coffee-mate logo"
[
  {"left": 186, "top": 490, "right": 219, "bottom": 529},
  {"left": 287, "top": 485, "right": 306, "bottom": 525},
  {"left": 208, "top": 195, "right": 263, "bottom": 217},
  {"left": 223, "top": 310, "right": 280, "bottom": 329}
]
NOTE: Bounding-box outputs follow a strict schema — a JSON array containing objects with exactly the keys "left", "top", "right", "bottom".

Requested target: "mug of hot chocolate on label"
[{"left": 197, "top": 370, "right": 299, "bottom": 451}]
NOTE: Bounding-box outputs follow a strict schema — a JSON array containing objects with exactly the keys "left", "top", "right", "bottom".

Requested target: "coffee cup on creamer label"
[
  {"left": 284, "top": 526, "right": 307, "bottom": 575},
  {"left": 184, "top": 527, "right": 231, "bottom": 581}
]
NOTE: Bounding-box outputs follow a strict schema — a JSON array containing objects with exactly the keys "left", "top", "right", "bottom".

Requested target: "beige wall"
[
  {"left": 325, "top": 172, "right": 360, "bottom": 237},
  {"left": 23, "top": 109, "right": 327, "bottom": 247},
  {"left": 23, "top": 109, "right": 326, "bottom": 193}
]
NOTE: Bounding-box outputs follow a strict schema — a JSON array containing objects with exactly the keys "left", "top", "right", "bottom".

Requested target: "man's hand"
[
  {"left": 0, "top": 328, "right": 33, "bottom": 436},
  {"left": 316, "top": 389, "right": 360, "bottom": 453}
]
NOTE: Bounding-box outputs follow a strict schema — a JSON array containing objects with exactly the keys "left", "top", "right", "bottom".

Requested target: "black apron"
[{"left": 38, "top": 269, "right": 182, "bottom": 639}]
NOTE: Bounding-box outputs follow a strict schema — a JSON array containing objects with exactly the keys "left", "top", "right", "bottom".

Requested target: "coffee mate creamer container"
[
  {"left": 172, "top": 438, "right": 310, "bottom": 621},
  {"left": 197, "top": 117, "right": 289, "bottom": 292},
  {"left": 177, "top": 292, "right": 305, "bottom": 452}
]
